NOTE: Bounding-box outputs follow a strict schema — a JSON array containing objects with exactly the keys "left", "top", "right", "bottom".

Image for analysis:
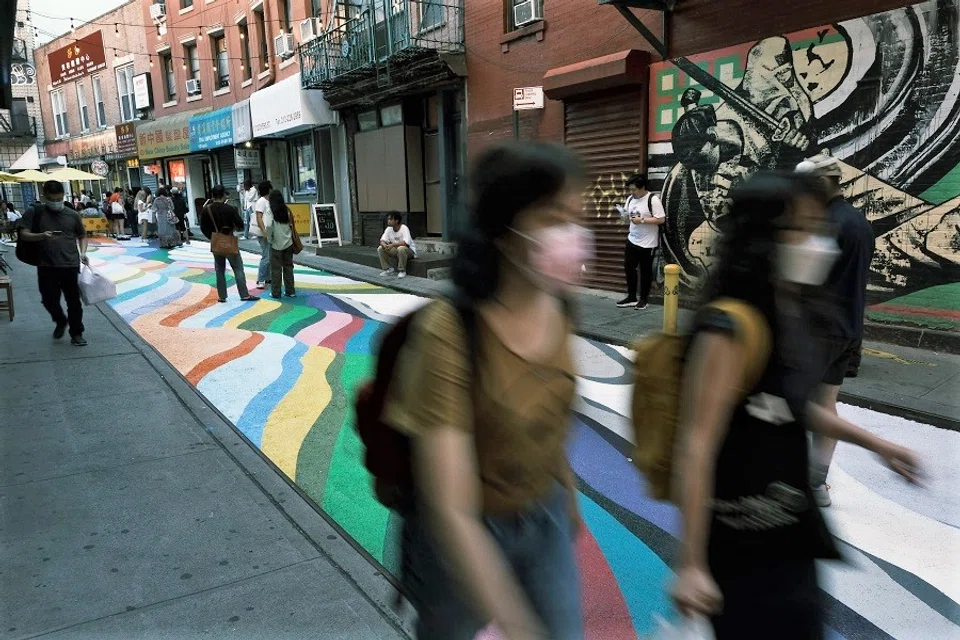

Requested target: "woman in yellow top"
[{"left": 385, "top": 142, "right": 594, "bottom": 640}]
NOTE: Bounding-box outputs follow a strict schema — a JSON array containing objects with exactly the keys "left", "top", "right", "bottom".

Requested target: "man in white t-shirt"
[
  {"left": 616, "top": 173, "right": 666, "bottom": 310},
  {"left": 249, "top": 180, "right": 274, "bottom": 287},
  {"left": 378, "top": 212, "right": 417, "bottom": 279}
]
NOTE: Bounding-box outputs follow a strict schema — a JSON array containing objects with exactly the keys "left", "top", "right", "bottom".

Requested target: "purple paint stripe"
[{"left": 568, "top": 418, "right": 680, "bottom": 537}]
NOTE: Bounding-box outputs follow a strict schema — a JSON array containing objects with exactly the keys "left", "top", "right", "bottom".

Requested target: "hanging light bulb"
[
  {"left": 115, "top": 23, "right": 120, "bottom": 39},
  {"left": 70, "top": 18, "right": 75, "bottom": 32},
  {"left": 149, "top": 55, "right": 154, "bottom": 68},
  {"left": 182, "top": 58, "right": 187, "bottom": 70},
  {"left": 239, "top": 31, "right": 245, "bottom": 40}
]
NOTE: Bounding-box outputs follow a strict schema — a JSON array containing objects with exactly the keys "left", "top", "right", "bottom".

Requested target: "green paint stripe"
[
  {"left": 866, "top": 310, "right": 959, "bottom": 331},
  {"left": 268, "top": 305, "right": 319, "bottom": 335},
  {"left": 237, "top": 305, "right": 286, "bottom": 332},
  {"left": 876, "top": 282, "right": 960, "bottom": 312},
  {"left": 284, "top": 309, "right": 326, "bottom": 337},
  {"left": 920, "top": 163, "right": 960, "bottom": 204}
]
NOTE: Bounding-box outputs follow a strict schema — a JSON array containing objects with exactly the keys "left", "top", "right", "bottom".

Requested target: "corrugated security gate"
[
  {"left": 216, "top": 148, "right": 239, "bottom": 208},
  {"left": 564, "top": 88, "right": 645, "bottom": 291}
]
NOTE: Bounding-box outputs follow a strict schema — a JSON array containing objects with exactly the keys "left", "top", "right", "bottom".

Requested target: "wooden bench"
[{"left": 0, "top": 275, "right": 13, "bottom": 321}]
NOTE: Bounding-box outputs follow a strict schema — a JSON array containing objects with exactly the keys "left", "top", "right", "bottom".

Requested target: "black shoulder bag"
[{"left": 16, "top": 207, "right": 47, "bottom": 266}]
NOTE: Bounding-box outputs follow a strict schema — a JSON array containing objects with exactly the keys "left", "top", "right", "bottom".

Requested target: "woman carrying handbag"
[
  {"left": 265, "top": 190, "right": 298, "bottom": 299},
  {"left": 199, "top": 185, "right": 258, "bottom": 304}
]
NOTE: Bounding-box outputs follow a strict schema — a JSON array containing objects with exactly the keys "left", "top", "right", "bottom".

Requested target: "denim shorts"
[{"left": 400, "top": 482, "right": 584, "bottom": 640}]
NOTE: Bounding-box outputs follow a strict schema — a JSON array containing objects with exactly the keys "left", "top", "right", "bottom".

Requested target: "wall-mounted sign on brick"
[{"left": 48, "top": 31, "right": 107, "bottom": 88}]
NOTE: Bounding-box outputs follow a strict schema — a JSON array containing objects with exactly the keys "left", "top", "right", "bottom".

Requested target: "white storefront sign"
[
  {"left": 133, "top": 73, "right": 153, "bottom": 110},
  {"left": 249, "top": 73, "right": 337, "bottom": 137},
  {"left": 235, "top": 148, "right": 261, "bottom": 169},
  {"left": 513, "top": 86, "right": 544, "bottom": 111}
]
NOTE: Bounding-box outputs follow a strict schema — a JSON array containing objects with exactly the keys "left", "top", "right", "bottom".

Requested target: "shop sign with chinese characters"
[
  {"left": 189, "top": 107, "right": 234, "bottom": 152},
  {"left": 135, "top": 112, "right": 199, "bottom": 160},
  {"left": 48, "top": 32, "right": 107, "bottom": 88},
  {"left": 68, "top": 129, "right": 117, "bottom": 162},
  {"left": 115, "top": 123, "right": 138, "bottom": 157}
]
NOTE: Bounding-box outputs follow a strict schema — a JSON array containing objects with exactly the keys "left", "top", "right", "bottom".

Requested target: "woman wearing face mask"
[
  {"left": 383, "top": 142, "right": 592, "bottom": 640},
  {"left": 670, "top": 173, "right": 921, "bottom": 639}
]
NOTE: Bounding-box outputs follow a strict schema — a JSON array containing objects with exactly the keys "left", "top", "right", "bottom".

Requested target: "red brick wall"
[{"left": 464, "top": 1, "right": 661, "bottom": 156}]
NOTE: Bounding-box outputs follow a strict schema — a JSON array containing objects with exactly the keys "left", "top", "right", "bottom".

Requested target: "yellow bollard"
[{"left": 663, "top": 264, "right": 681, "bottom": 334}]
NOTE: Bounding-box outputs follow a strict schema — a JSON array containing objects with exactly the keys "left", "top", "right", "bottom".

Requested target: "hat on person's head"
[
  {"left": 170, "top": 187, "right": 180, "bottom": 194},
  {"left": 795, "top": 153, "right": 843, "bottom": 178}
]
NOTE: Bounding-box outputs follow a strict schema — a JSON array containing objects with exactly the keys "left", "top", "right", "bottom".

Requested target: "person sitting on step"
[{"left": 378, "top": 211, "right": 417, "bottom": 279}]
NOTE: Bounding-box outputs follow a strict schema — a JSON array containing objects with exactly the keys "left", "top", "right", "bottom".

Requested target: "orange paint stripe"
[
  {"left": 870, "top": 304, "right": 960, "bottom": 320},
  {"left": 186, "top": 332, "right": 264, "bottom": 385},
  {"left": 162, "top": 288, "right": 219, "bottom": 327}
]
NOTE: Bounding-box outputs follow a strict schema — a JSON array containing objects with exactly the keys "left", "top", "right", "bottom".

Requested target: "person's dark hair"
[
  {"left": 114, "top": 187, "right": 122, "bottom": 193},
  {"left": 269, "top": 190, "right": 290, "bottom": 223},
  {"left": 6, "top": 202, "right": 14, "bottom": 212},
  {"left": 258, "top": 180, "right": 272, "bottom": 197},
  {"left": 243, "top": 179, "right": 253, "bottom": 191},
  {"left": 211, "top": 184, "right": 226, "bottom": 200},
  {"left": 387, "top": 211, "right": 402, "bottom": 225},
  {"left": 626, "top": 173, "right": 648, "bottom": 190},
  {"left": 42, "top": 180, "right": 64, "bottom": 197},
  {"left": 452, "top": 141, "right": 586, "bottom": 301},
  {"left": 157, "top": 187, "right": 169, "bottom": 197},
  {"left": 143, "top": 186, "right": 152, "bottom": 196}
]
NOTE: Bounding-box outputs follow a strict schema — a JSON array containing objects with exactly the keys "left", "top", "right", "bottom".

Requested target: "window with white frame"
[
  {"left": 116, "top": 64, "right": 136, "bottom": 122},
  {"left": 92, "top": 75, "right": 107, "bottom": 127},
  {"left": 76, "top": 82, "right": 90, "bottom": 131},
  {"left": 418, "top": 0, "right": 444, "bottom": 30},
  {"left": 51, "top": 89, "right": 68, "bottom": 137}
]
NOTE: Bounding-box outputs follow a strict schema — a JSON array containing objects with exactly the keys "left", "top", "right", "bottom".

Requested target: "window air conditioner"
[
  {"left": 185, "top": 78, "right": 201, "bottom": 95},
  {"left": 149, "top": 3, "right": 166, "bottom": 21},
  {"left": 513, "top": 0, "right": 542, "bottom": 27},
  {"left": 299, "top": 18, "right": 321, "bottom": 44},
  {"left": 274, "top": 32, "right": 296, "bottom": 60}
]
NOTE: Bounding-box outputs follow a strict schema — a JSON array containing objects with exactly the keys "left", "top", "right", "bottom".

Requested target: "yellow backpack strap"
[{"left": 707, "top": 298, "right": 772, "bottom": 396}]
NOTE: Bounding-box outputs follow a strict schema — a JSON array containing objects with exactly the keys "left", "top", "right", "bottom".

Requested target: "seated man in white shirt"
[{"left": 378, "top": 212, "right": 417, "bottom": 279}]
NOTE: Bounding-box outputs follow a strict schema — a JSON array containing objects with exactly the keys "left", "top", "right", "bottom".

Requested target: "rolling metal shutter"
[
  {"left": 216, "top": 148, "right": 240, "bottom": 209},
  {"left": 564, "top": 89, "right": 645, "bottom": 291}
]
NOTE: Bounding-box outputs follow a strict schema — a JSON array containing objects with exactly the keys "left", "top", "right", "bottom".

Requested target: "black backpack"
[{"left": 16, "top": 206, "right": 46, "bottom": 266}]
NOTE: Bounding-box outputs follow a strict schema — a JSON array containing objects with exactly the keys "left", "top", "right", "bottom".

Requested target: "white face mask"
[{"left": 776, "top": 235, "right": 840, "bottom": 286}]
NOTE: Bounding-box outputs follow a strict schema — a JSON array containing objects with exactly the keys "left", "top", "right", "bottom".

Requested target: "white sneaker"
[
  {"left": 397, "top": 271, "right": 406, "bottom": 279},
  {"left": 379, "top": 268, "right": 396, "bottom": 277},
  {"left": 811, "top": 484, "right": 831, "bottom": 507}
]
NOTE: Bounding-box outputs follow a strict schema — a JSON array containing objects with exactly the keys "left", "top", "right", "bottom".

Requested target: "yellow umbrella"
[
  {"left": 13, "top": 169, "right": 50, "bottom": 182},
  {"left": 46, "top": 167, "right": 106, "bottom": 181},
  {"left": 0, "top": 171, "right": 23, "bottom": 183}
]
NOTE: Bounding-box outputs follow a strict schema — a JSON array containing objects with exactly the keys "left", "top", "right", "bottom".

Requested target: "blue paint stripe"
[
  {"left": 126, "top": 280, "right": 191, "bottom": 319},
  {"left": 345, "top": 318, "right": 381, "bottom": 354},
  {"left": 114, "top": 273, "right": 167, "bottom": 304},
  {"left": 204, "top": 302, "right": 257, "bottom": 328},
  {"left": 579, "top": 492, "right": 675, "bottom": 637},
  {"left": 235, "top": 341, "right": 307, "bottom": 445}
]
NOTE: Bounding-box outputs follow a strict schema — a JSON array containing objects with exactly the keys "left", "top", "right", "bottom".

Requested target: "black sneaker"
[
  {"left": 71, "top": 335, "right": 88, "bottom": 347},
  {"left": 616, "top": 297, "right": 638, "bottom": 308},
  {"left": 635, "top": 301, "right": 649, "bottom": 310},
  {"left": 53, "top": 321, "right": 67, "bottom": 340},
  {"left": 241, "top": 296, "right": 260, "bottom": 302}
]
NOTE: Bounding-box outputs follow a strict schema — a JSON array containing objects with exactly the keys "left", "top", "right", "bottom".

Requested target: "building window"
[
  {"left": 254, "top": 6, "right": 269, "bottom": 71},
  {"left": 51, "top": 89, "right": 68, "bottom": 137},
  {"left": 239, "top": 21, "right": 252, "bottom": 81},
  {"left": 162, "top": 53, "right": 176, "bottom": 101},
  {"left": 291, "top": 135, "right": 317, "bottom": 194},
  {"left": 76, "top": 82, "right": 90, "bottom": 131},
  {"left": 213, "top": 35, "right": 229, "bottom": 89},
  {"left": 357, "top": 110, "right": 378, "bottom": 131},
  {"left": 282, "top": 0, "right": 293, "bottom": 32},
  {"left": 92, "top": 75, "right": 106, "bottom": 127},
  {"left": 418, "top": 1, "right": 444, "bottom": 31},
  {"left": 509, "top": 0, "right": 543, "bottom": 30},
  {"left": 181, "top": 0, "right": 193, "bottom": 8},
  {"left": 116, "top": 64, "right": 136, "bottom": 121},
  {"left": 311, "top": 0, "right": 322, "bottom": 17},
  {"left": 184, "top": 43, "right": 199, "bottom": 80}
]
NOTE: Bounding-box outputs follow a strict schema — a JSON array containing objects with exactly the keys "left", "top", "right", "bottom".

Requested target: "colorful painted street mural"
[
  {"left": 87, "top": 241, "right": 959, "bottom": 638},
  {"left": 646, "top": 0, "right": 960, "bottom": 330}
]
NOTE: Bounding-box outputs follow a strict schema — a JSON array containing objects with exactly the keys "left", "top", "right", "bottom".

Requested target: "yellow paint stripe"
[
  {"left": 260, "top": 346, "right": 336, "bottom": 479},
  {"left": 222, "top": 298, "right": 281, "bottom": 329}
]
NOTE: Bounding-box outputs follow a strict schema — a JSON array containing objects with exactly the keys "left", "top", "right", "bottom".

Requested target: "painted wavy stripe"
[
  {"left": 161, "top": 287, "right": 220, "bottom": 327},
  {"left": 306, "top": 293, "right": 345, "bottom": 313},
  {"left": 576, "top": 527, "right": 638, "bottom": 640},
  {"left": 825, "top": 467, "right": 960, "bottom": 604},
  {"left": 185, "top": 331, "right": 263, "bottom": 385},
  {"left": 576, "top": 378, "right": 633, "bottom": 440},
  {"left": 869, "top": 304, "right": 960, "bottom": 320},
  {"left": 295, "top": 311, "right": 353, "bottom": 346},
  {"left": 113, "top": 276, "right": 183, "bottom": 318},
  {"left": 261, "top": 346, "right": 337, "bottom": 480},
  {"left": 333, "top": 292, "right": 430, "bottom": 319},
  {"left": 237, "top": 340, "right": 308, "bottom": 446},
  {"left": 112, "top": 271, "right": 162, "bottom": 300},
  {"left": 822, "top": 540, "right": 959, "bottom": 639},
  {"left": 578, "top": 492, "right": 674, "bottom": 637},
  {"left": 120, "top": 279, "right": 192, "bottom": 322},
  {"left": 322, "top": 314, "right": 365, "bottom": 352},
  {"left": 130, "top": 280, "right": 211, "bottom": 326},
  {"left": 568, "top": 419, "right": 679, "bottom": 536},
  {"left": 224, "top": 298, "right": 283, "bottom": 330},
  {"left": 179, "top": 299, "right": 248, "bottom": 329},
  {"left": 269, "top": 305, "right": 321, "bottom": 336},
  {"left": 196, "top": 332, "right": 298, "bottom": 439},
  {"left": 345, "top": 317, "right": 383, "bottom": 354}
]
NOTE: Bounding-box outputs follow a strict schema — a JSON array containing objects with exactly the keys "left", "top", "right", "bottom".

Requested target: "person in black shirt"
[
  {"left": 670, "top": 174, "right": 919, "bottom": 639},
  {"left": 795, "top": 154, "right": 876, "bottom": 507},
  {"left": 198, "top": 185, "right": 258, "bottom": 304},
  {"left": 170, "top": 187, "right": 190, "bottom": 246},
  {"left": 17, "top": 180, "right": 90, "bottom": 346}
]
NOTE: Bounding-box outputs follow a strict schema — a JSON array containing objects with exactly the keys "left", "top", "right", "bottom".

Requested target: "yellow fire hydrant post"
[{"left": 662, "top": 264, "right": 681, "bottom": 334}]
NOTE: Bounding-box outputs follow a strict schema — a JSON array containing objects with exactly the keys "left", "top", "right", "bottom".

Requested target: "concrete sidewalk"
[
  {"left": 238, "top": 239, "right": 960, "bottom": 430},
  {"left": 0, "top": 272, "right": 410, "bottom": 638}
]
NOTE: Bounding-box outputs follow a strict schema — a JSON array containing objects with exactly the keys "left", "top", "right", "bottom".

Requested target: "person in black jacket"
[
  {"left": 199, "top": 184, "right": 258, "bottom": 303},
  {"left": 171, "top": 187, "right": 190, "bottom": 246}
]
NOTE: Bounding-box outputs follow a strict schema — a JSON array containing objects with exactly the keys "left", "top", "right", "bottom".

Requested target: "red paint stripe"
[
  {"left": 870, "top": 304, "right": 960, "bottom": 320},
  {"left": 321, "top": 314, "right": 364, "bottom": 352},
  {"left": 161, "top": 288, "right": 218, "bottom": 327},
  {"left": 576, "top": 529, "right": 638, "bottom": 640},
  {"left": 186, "top": 332, "right": 264, "bottom": 385}
]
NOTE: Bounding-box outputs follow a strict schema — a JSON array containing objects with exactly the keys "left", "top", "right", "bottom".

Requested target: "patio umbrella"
[
  {"left": 12, "top": 169, "right": 51, "bottom": 182},
  {"left": 0, "top": 171, "right": 23, "bottom": 183},
  {"left": 46, "top": 167, "right": 106, "bottom": 181}
]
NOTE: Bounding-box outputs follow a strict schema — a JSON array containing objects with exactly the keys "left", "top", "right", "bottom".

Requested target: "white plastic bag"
[
  {"left": 650, "top": 614, "right": 715, "bottom": 640},
  {"left": 78, "top": 264, "right": 117, "bottom": 306}
]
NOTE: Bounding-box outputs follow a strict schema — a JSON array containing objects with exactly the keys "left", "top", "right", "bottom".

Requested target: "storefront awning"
[
  {"left": 189, "top": 107, "right": 234, "bottom": 152},
  {"left": 232, "top": 100, "right": 253, "bottom": 144},
  {"left": 136, "top": 110, "right": 207, "bottom": 160},
  {"left": 543, "top": 49, "right": 650, "bottom": 100},
  {"left": 250, "top": 73, "right": 337, "bottom": 138}
]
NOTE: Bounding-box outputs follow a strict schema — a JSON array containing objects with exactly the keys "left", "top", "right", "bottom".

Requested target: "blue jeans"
[
  {"left": 243, "top": 208, "right": 252, "bottom": 238},
  {"left": 401, "top": 482, "right": 583, "bottom": 640},
  {"left": 256, "top": 236, "right": 271, "bottom": 283}
]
